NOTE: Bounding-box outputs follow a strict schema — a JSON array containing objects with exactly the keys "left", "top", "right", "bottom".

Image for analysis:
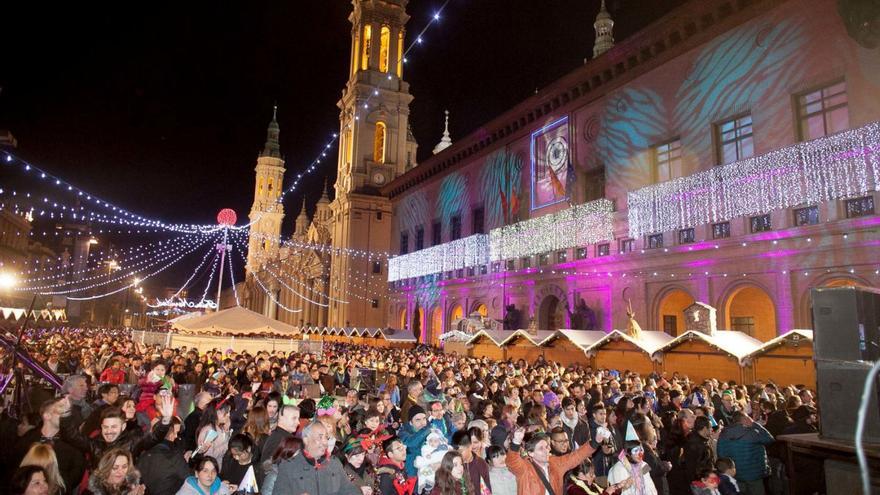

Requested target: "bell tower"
[
  {"left": 329, "top": 0, "right": 417, "bottom": 328},
  {"left": 246, "top": 104, "right": 286, "bottom": 275}
]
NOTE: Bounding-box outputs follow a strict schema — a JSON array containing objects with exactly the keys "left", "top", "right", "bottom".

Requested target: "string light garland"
[
  {"left": 388, "top": 234, "right": 489, "bottom": 282},
  {"left": 227, "top": 243, "right": 240, "bottom": 306},
  {"left": 251, "top": 269, "right": 303, "bottom": 313},
  {"left": 169, "top": 242, "right": 220, "bottom": 299},
  {"left": 627, "top": 121, "right": 880, "bottom": 238},
  {"left": 199, "top": 251, "right": 221, "bottom": 304},
  {"left": 488, "top": 198, "right": 614, "bottom": 262}
]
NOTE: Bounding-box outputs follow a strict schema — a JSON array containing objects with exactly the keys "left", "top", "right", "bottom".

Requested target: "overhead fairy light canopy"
[{"left": 627, "top": 121, "right": 880, "bottom": 238}]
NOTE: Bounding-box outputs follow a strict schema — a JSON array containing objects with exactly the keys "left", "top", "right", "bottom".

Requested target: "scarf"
[
  {"left": 561, "top": 413, "right": 580, "bottom": 432},
  {"left": 303, "top": 450, "right": 329, "bottom": 470}
]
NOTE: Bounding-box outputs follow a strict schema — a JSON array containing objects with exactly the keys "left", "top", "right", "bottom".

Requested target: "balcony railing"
[{"left": 627, "top": 121, "right": 880, "bottom": 238}]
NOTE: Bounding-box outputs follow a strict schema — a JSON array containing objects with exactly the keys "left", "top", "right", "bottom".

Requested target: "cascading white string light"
[
  {"left": 251, "top": 269, "right": 303, "bottom": 313},
  {"left": 199, "top": 251, "right": 221, "bottom": 304},
  {"left": 171, "top": 241, "right": 221, "bottom": 299},
  {"left": 227, "top": 243, "right": 240, "bottom": 306},
  {"left": 627, "top": 121, "right": 880, "bottom": 238}
]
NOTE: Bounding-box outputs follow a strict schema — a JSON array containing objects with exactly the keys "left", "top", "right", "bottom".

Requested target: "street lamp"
[{"left": 0, "top": 272, "right": 17, "bottom": 289}]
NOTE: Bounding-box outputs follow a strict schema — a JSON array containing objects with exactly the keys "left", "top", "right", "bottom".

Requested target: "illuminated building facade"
[{"left": 384, "top": 0, "right": 880, "bottom": 344}]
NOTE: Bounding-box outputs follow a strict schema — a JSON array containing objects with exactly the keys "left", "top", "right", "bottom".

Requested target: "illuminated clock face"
[
  {"left": 546, "top": 137, "right": 568, "bottom": 174},
  {"left": 372, "top": 171, "right": 386, "bottom": 185}
]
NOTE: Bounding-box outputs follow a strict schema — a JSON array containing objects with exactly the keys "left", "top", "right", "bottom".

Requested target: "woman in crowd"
[
  {"left": 264, "top": 392, "right": 282, "bottom": 431},
  {"left": 486, "top": 446, "right": 516, "bottom": 495},
  {"left": 176, "top": 456, "right": 234, "bottom": 495},
  {"left": 379, "top": 374, "right": 400, "bottom": 407},
  {"left": 566, "top": 460, "right": 606, "bottom": 495},
  {"left": 261, "top": 436, "right": 302, "bottom": 495},
  {"left": 431, "top": 451, "right": 475, "bottom": 495},
  {"left": 241, "top": 405, "right": 271, "bottom": 464},
  {"left": 196, "top": 398, "right": 234, "bottom": 470},
  {"left": 10, "top": 466, "right": 50, "bottom": 495},
  {"left": 19, "top": 444, "right": 64, "bottom": 495},
  {"left": 342, "top": 437, "right": 376, "bottom": 495},
  {"left": 83, "top": 449, "right": 145, "bottom": 495}
]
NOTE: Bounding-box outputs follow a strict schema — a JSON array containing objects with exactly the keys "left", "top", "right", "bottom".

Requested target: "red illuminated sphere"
[{"left": 217, "top": 208, "right": 237, "bottom": 226}]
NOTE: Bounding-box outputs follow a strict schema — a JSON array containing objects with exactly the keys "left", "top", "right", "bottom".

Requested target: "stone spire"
[
  {"left": 593, "top": 0, "right": 614, "bottom": 58},
  {"left": 432, "top": 110, "right": 452, "bottom": 155},
  {"left": 261, "top": 102, "right": 282, "bottom": 158},
  {"left": 318, "top": 179, "right": 330, "bottom": 204},
  {"left": 294, "top": 197, "right": 309, "bottom": 236}
]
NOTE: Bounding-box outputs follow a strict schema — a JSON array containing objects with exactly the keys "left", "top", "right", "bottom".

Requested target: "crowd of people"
[{"left": 0, "top": 327, "right": 821, "bottom": 495}]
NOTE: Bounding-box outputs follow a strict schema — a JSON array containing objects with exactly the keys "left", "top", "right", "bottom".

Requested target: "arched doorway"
[
  {"left": 473, "top": 303, "right": 488, "bottom": 317},
  {"left": 538, "top": 295, "right": 562, "bottom": 331},
  {"left": 449, "top": 304, "right": 464, "bottom": 332},
  {"left": 724, "top": 285, "right": 777, "bottom": 342},
  {"left": 657, "top": 289, "right": 695, "bottom": 336},
  {"left": 398, "top": 308, "right": 406, "bottom": 330},
  {"left": 824, "top": 278, "right": 861, "bottom": 288},
  {"left": 413, "top": 306, "right": 424, "bottom": 342},
  {"left": 431, "top": 306, "right": 443, "bottom": 346}
]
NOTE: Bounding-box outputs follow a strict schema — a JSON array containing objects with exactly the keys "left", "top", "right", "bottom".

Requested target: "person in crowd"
[
  {"left": 607, "top": 441, "right": 655, "bottom": 495},
  {"left": 220, "top": 434, "right": 259, "bottom": 487},
  {"left": 399, "top": 405, "right": 431, "bottom": 477},
  {"left": 14, "top": 397, "right": 86, "bottom": 494},
  {"left": 261, "top": 404, "right": 300, "bottom": 463},
  {"left": 10, "top": 466, "right": 51, "bottom": 495},
  {"left": 782, "top": 405, "right": 818, "bottom": 435},
  {"left": 428, "top": 400, "right": 453, "bottom": 441},
  {"left": 716, "top": 412, "right": 774, "bottom": 495},
  {"left": 176, "top": 456, "right": 233, "bottom": 495},
  {"left": 561, "top": 397, "right": 591, "bottom": 450},
  {"left": 506, "top": 426, "right": 601, "bottom": 495},
  {"left": 274, "top": 421, "right": 360, "bottom": 495},
  {"left": 342, "top": 437, "right": 377, "bottom": 495},
  {"left": 377, "top": 436, "right": 416, "bottom": 495},
  {"left": 195, "top": 398, "right": 233, "bottom": 470},
  {"left": 682, "top": 417, "right": 716, "bottom": 486},
  {"left": 690, "top": 468, "right": 722, "bottom": 495},
  {"left": 100, "top": 359, "right": 127, "bottom": 384},
  {"left": 83, "top": 448, "right": 145, "bottom": 495},
  {"left": 550, "top": 427, "right": 571, "bottom": 456},
  {"left": 714, "top": 392, "right": 738, "bottom": 428},
  {"left": 452, "top": 430, "right": 491, "bottom": 494},
  {"left": 715, "top": 458, "right": 739, "bottom": 495},
  {"left": 61, "top": 375, "right": 93, "bottom": 423},
  {"left": 566, "top": 460, "right": 606, "bottom": 495},
  {"left": 19, "top": 443, "right": 65, "bottom": 495},
  {"left": 486, "top": 445, "right": 517, "bottom": 495},
  {"left": 260, "top": 436, "right": 300, "bottom": 495},
  {"left": 430, "top": 451, "right": 475, "bottom": 495},
  {"left": 400, "top": 381, "right": 424, "bottom": 424},
  {"left": 137, "top": 416, "right": 191, "bottom": 495},
  {"left": 241, "top": 406, "right": 271, "bottom": 464},
  {"left": 490, "top": 405, "right": 516, "bottom": 448},
  {"left": 183, "top": 392, "right": 213, "bottom": 452},
  {"left": 81, "top": 383, "right": 121, "bottom": 436}
]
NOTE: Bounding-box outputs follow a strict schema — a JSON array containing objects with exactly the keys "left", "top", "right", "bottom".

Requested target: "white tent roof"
[
  {"left": 743, "top": 329, "right": 814, "bottom": 360},
  {"left": 500, "top": 329, "right": 557, "bottom": 346},
  {"left": 466, "top": 329, "right": 510, "bottom": 346},
  {"left": 657, "top": 330, "right": 764, "bottom": 363},
  {"left": 172, "top": 306, "right": 301, "bottom": 336},
  {"left": 588, "top": 330, "right": 675, "bottom": 355},
  {"left": 551, "top": 329, "right": 609, "bottom": 349}
]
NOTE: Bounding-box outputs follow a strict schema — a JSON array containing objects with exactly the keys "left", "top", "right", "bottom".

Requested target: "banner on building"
[{"left": 530, "top": 116, "right": 571, "bottom": 209}]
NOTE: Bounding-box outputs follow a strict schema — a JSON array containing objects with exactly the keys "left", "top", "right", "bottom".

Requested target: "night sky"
[{"left": 0, "top": 0, "right": 682, "bottom": 288}]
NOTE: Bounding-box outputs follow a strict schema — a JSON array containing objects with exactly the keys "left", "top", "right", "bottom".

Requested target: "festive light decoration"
[
  {"left": 388, "top": 234, "right": 490, "bottom": 282},
  {"left": 489, "top": 198, "right": 614, "bottom": 261},
  {"left": 227, "top": 244, "right": 240, "bottom": 306},
  {"left": 147, "top": 297, "right": 218, "bottom": 309},
  {"left": 217, "top": 208, "right": 237, "bottom": 226},
  {"left": 627, "top": 121, "right": 880, "bottom": 238},
  {"left": 200, "top": 251, "right": 221, "bottom": 304}
]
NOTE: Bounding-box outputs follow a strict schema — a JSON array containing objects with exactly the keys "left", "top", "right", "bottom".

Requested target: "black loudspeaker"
[
  {"left": 811, "top": 287, "right": 880, "bottom": 443},
  {"left": 815, "top": 360, "right": 880, "bottom": 443},
  {"left": 811, "top": 287, "right": 880, "bottom": 362}
]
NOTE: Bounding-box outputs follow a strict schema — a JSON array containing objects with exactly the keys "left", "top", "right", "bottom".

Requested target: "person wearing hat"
[
  {"left": 398, "top": 405, "right": 431, "bottom": 477},
  {"left": 716, "top": 411, "right": 774, "bottom": 495},
  {"left": 343, "top": 437, "right": 377, "bottom": 495}
]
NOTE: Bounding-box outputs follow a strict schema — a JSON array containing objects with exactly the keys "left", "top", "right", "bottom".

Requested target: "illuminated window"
[
  {"left": 351, "top": 30, "right": 360, "bottom": 77},
  {"left": 397, "top": 31, "right": 404, "bottom": 77},
  {"left": 576, "top": 247, "right": 588, "bottom": 259},
  {"left": 678, "top": 228, "right": 695, "bottom": 244},
  {"left": 258, "top": 177, "right": 264, "bottom": 195},
  {"left": 596, "top": 243, "right": 610, "bottom": 256},
  {"left": 712, "top": 222, "right": 730, "bottom": 239},
  {"left": 344, "top": 128, "right": 353, "bottom": 166},
  {"left": 267, "top": 177, "right": 274, "bottom": 193},
  {"left": 556, "top": 250, "right": 567, "bottom": 263},
  {"left": 716, "top": 114, "right": 753, "bottom": 165},
  {"left": 361, "top": 24, "right": 372, "bottom": 71},
  {"left": 797, "top": 80, "right": 848, "bottom": 141},
  {"left": 654, "top": 139, "right": 682, "bottom": 182},
  {"left": 647, "top": 234, "right": 664, "bottom": 249},
  {"left": 845, "top": 196, "right": 875, "bottom": 218},
  {"left": 374, "top": 122, "right": 386, "bottom": 164},
  {"left": 794, "top": 206, "right": 819, "bottom": 226},
  {"left": 379, "top": 26, "right": 390, "bottom": 73}
]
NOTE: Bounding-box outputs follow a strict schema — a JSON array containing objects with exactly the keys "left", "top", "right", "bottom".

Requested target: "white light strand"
[
  {"left": 172, "top": 241, "right": 220, "bottom": 298},
  {"left": 227, "top": 243, "right": 240, "bottom": 306},
  {"left": 388, "top": 234, "right": 489, "bottom": 282},
  {"left": 200, "top": 251, "right": 221, "bottom": 304},
  {"left": 627, "top": 121, "right": 880, "bottom": 238},
  {"left": 251, "top": 269, "right": 303, "bottom": 313}
]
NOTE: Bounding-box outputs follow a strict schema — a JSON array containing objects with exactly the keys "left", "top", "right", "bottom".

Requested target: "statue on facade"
[
  {"left": 502, "top": 304, "right": 522, "bottom": 330},
  {"left": 626, "top": 299, "right": 643, "bottom": 340},
  {"left": 568, "top": 298, "right": 597, "bottom": 330}
]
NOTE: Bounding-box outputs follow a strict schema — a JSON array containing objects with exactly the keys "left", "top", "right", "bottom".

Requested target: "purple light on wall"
[{"left": 682, "top": 259, "right": 715, "bottom": 268}]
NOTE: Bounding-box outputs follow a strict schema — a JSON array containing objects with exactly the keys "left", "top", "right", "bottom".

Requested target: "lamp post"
[{"left": 215, "top": 209, "right": 237, "bottom": 312}]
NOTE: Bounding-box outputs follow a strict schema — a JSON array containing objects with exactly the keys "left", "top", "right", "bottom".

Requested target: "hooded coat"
[{"left": 716, "top": 422, "right": 774, "bottom": 482}]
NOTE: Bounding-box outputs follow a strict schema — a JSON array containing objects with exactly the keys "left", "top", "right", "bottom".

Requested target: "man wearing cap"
[
  {"left": 398, "top": 405, "right": 431, "bottom": 477},
  {"left": 714, "top": 390, "right": 738, "bottom": 427},
  {"left": 717, "top": 411, "right": 774, "bottom": 495}
]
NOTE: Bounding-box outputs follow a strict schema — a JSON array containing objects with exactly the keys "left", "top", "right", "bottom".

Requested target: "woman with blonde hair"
[{"left": 19, "top": 443, "right": 64, "bottom": 495}]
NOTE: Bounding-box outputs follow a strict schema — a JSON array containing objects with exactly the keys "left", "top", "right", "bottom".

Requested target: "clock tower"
[{"left": 329, "top": 0, "right": 418, "bottom": 327}]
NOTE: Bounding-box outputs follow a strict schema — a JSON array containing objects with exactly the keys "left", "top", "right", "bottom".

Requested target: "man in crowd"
[
  {"left": 274, "top": 421, "right": 361, "bottom": 495},
  {"left": 398, "top": 405, "right": 431, "bottom": 477},
  {"left": 377, "top": 436, "right": 415, "bottom": 495},
  {"left": 137, "top": 416, "right": 191, "bottom": 495},
  {"left": 506, "top": 426, "right": 602, "bottom": 495},
  {"left": 453, "top": 430, "right": 492, "bottom": 493},
  {"left": 183, "top": 391, "right": 213, "bottom": 451},
  {"left": 684, "top": 416, "right": 717, "bottom": 485},
  {"left": 560, "top": 397, "right": 591, "bottom": 450},
  {"left": 549, "top": 427, "right": 571, "bottom": 456},
  {"left": 262, "top": 404, "right": 300, "bottom": 462},
  {"left": 13, "top": 397, "right": 86, "bottom": 492},
  {"left": 717, "top": 411, "right": 775, "bottom": 495},
  {"left": 400, "top": 380, "right": 423, "bottom": 423}
]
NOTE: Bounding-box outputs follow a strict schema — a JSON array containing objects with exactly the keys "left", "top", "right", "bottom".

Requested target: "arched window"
[
  {"left": 379, "top": 26, "right": 390, "bottom": 73},
  {"left": 361, "top": 24, "right": 372, "bottom": 71},
  {"left": 396, "top": 31, "right": 404, "bottom": 77},
  {"left": 258, "top": 177, "right": 264, "bottom": 195},
  {"left": 267, "top": 177, "right": 274, "bottom": 193},
  {"left": 351, "top": 30, "right": 360, "bottom": 76},
  {"left": 344, "top": 128, "right": 353, "bottom": 166},
  {"left": 374, "top": 121, "right": 386, "bottom": 164}
]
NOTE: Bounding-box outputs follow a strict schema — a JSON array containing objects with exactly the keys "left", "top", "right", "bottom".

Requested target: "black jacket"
[
  {"left": 561, "top": 418, "right": 592, "bottom": 450},
  {"left": 61, "top": 413, "right": 168, "bottom": 467},
  {"left": 14, "top": 430, "right": 86, "bottom": 495},
  {"left": 682, "top": 432, "right": 715, "bottom": 483},
  {"left": 136, "top": 441, "right": 190, "bottom": 495}
]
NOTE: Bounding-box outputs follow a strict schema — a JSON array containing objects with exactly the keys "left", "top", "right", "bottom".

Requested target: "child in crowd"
[
  {"left": 715, "top": 458, "right": 740, "bottom": 495},
  {"left": 415, "top": 429, "right": 450, "bottom": 493}
]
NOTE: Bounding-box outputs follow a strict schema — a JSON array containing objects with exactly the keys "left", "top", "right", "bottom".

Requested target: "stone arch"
[
  {"left": 448, "top": 304, "right": 464, "bottom": 332},
  {"left": 721, "top": 283, "right": 778, "bottom": 342},
  {"left": 472, "top": 302, "right": 488, "bottom": 317},
  {"left": 398, "top": 307, "right": 407, "bottom": 330},
  {"left": 653, "top": 286, "right": 695, "bottom": 336},
  {"left": 430, "top": 306, "right": 443, "bottom": 346},
  {"left": 413, "top": 305, "right": 424, "bottom": 342},
  {"left": 796, "top": 272, "right": 874, "bottom": 328},
  {"left": 538, "top": 295, "right": 563, "bottom": 331}
]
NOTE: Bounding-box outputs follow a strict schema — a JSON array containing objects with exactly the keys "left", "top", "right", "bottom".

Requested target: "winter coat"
[
  {"left": 344, "top": 461, "right": 377, "bottom": 490},
  {"left": 273, "top": 452, "right": 361, "bottom": 495},
  {"left": 61, "top": 413, "right": 167, "bottom": 468},
  {"left": 489, "top": 466, "right": 518, "bottom": 495},
  {"left": 682, "top": 432, "right": 715, "bottom": 484},
  {"left": 376, "top": 457, "right": 416, "bottom": 495},
  {"left": 397, "top": 423, "right": 431, "bottom": 477},
  {"left": 716, "top": 423, "right": 774, "bottom": 482},
  {"left": 82, "top": 469, "right": 142, "bottom": 495},
  {"left": 137, "top": 441, "right": 191, "bottom": 495},
  {"left": 174, "top": 476, "right": 232, "bottom": 495},
  {"left": 505, "top": 441, "right": 596, "bottom": 495}
]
